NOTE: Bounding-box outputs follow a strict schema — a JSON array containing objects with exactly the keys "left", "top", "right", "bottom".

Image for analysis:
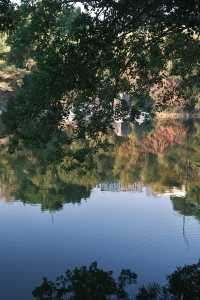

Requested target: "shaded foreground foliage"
[
  {"left": 32, "top": 261, "right": 200, "bottom": 300},
  {"left": 33, "top": 262, "right": 137, "bottom": 300},
  {"left": 1, "top": 0, "right": 200, "bottom": 146}
]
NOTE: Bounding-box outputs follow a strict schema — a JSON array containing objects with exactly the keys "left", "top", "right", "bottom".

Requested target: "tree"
[
  {"left": 33, "top": 261, "right": 137, "bottom": 300},
  {"left": 32, "top": 260, "right": 200, "bottom": 300},
  {"left": 0, "top": 0, "right": 15, "bottom": 32},
  {"left": 2, "top": 0, "right": 200, "bottom": 146}
]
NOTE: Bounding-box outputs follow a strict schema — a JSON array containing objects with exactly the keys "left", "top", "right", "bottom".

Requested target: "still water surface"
[{"left": 0, "top": 120, "right": 200, "bottom": 299}]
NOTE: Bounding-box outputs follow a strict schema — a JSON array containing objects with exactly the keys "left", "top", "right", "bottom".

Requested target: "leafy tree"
[
  {"left": 33, "top": 261, "right": 137, "bottom": 300},
  {"left": 3, "top": 0, "right": 200, "bottom": 146},
  {"left": 137, "top": 261, "right": 200, "bottom": 300},
  {"left": 32, "top": 260, "right": 200, "bottom": 300},
  {"left": 0, "top": 0, "right": 15, "bottom": 32}
]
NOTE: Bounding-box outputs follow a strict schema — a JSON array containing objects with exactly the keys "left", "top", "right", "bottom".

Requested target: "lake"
[{"left": 0, "top": 119, "right": 200, "bottom": 299}]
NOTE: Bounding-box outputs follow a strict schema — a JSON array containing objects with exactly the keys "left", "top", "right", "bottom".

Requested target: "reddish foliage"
[{"left": 140, "top": 126, "right": 187, "bottom": 154}]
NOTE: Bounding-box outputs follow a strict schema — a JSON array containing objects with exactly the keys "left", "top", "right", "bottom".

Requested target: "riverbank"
[
  {"left": 156, "top": 111, "right": 200, "bottom": 120},
  {"left": 0, "top": 59, "right": 26, "bottom": 106},
  {"left": 0, "top": 59, "right": 26, "bottom": 138}
]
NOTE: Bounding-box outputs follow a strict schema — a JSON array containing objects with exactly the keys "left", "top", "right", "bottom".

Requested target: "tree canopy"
[
  {"left": 32, "top": 260, "right": 200, "bottom": 300},
  {"left": 1, "top": 0, "right": 200, "bottom": 145},
  {"left": 0, "top": 0, "right": 16, "bottom": 32}
]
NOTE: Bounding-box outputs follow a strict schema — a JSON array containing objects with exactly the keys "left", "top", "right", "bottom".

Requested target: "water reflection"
[
  {"left": 0, "top": 119, "right": 200, "bottom": 217},
  {"left": 1, "top": 122, "right": 200, "bottom": 299}
]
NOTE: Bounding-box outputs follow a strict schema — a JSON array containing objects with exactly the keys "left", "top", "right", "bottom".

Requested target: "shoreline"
[{"left": 155, "top": 112, "right": 200, "bottom": 120}]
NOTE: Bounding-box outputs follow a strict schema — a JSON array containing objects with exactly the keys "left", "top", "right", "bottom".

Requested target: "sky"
[{"left": 11, "top": 0, "right": 84, "bottom": 10}]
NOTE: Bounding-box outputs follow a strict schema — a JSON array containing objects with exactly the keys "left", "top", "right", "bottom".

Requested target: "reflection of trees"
[
  {"left": 0, "top": 152, "right": 91, "bottom": 211},
  {"left": 16, "top": 183, "right": 91, "bottom": 211},
  {"left": 170, "top": 122, "right": 200, "bottom": 221},
  {"left": 113, "top": 121, "right": 200, "bottom": 204},
  {"left": 32, "top": 261, "right": 200, "bottom": 300},
  {"left": 1, "top": 120, "right": 200, "bottom": 214},
  {"left": 0, "top": 156, "right": 18, "bottom": 201},
  {"left": 113, "top": 133, "right": 141, "bottom": 186},
  {"left": 140, "top": 125, "right": 186, "bottom": 154},
  {"left": 171, "top": 195, "right": 200, "bottom": 221},
  {"left": 0, "top": 139, "right": 116, "bottom": 211},
  {"left": 113, "top": 138, "right": 186, "bottom": 195}
]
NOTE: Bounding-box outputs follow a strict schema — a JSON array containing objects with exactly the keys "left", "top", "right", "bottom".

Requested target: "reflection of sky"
[{"left": 0, "top": 189, "right": 200, "bottom": 299}]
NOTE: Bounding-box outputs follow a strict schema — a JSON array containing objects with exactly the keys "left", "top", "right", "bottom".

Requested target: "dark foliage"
[
  {"left": 32, "top": 260, "right": 200, "bottom": 299},
  {"left": 33, "top": 261, "right": 137, "bottom": 300},
  {"left": 2, "top": 0, "right": 200, "bottom": 146},
  {"left": 0, "top": 0, "right": 15, "bottom": 32}
]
